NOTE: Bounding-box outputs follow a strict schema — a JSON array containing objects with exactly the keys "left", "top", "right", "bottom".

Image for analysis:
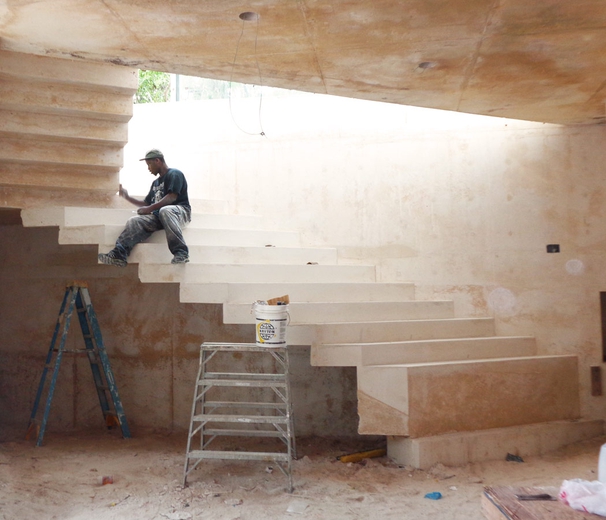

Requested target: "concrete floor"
[{"left": 1, "top": 431, "right": 603, "bottom": 519}]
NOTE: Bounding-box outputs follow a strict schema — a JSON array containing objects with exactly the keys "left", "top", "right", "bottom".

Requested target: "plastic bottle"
[{"left": 599, "top": 443, "right": 606, "bottom": 483}]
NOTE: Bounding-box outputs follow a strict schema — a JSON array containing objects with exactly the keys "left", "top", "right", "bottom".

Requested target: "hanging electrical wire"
[{"left": 229, "top": 12, "right": 266, "bottom": 137}]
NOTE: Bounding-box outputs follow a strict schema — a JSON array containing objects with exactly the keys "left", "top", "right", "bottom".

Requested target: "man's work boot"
[{"left": 98, "top": 251, "right": 127, "bottom": 267}]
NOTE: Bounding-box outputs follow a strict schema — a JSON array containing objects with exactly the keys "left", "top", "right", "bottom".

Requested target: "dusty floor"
[{"left": 0, "top": 430, "right": 604, "bottom": 520}]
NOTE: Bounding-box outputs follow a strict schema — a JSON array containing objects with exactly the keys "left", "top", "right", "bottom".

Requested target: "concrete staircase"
[{"left": 20, "top": 203, "right": 603, "bottom": 468}]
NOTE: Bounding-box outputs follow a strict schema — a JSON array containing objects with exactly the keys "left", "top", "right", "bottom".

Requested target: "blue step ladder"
[{"left": 26, "top": 281, "right": 131, "bottom": 446}]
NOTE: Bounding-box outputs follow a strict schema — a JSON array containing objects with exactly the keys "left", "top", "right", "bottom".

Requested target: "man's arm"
[
  {"left": 136, "top": 192, "right": 178, "bottom": 215},
  {"left": 119, "top": 184, "right": 177, "bottom": 214},
  {"left": 119, "top": 185, "right": 146, "bottom": 207}
]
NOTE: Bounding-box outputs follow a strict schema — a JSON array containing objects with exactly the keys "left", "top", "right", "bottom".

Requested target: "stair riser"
[
  {"left": 358, "top": 337, "right": 537, "bottom": 365},
  {"left": 294, "top": 318, "right": 496, "bottom": 349},
  {"left": 180, "top": 282, "right": 416, "bottom": 304},
  {"left": 388, "top": 420, "right": 605, "bottom": 469},
  {"left": 21, "top": 207, "right": 65, "bottom": 227},
  {"left": 62, "top": 207, "right": 272, "bottom": 230},
  {"left": 357, "top": 356, "right": 580, "bottom": 437},
  {"left": 128, "top": 244, "right": 337, "bottom": 265},
  {"left": 138, "top": 264, "right": 377, "bottom": 284},
  {"left": 223, "top": 301, "right": 454, "bottom": 325},
  {"left": 311, "top": 337, "right": 536, "bottom": 367},
  {"left": 311, "top": 318, "right": 495, "bottom": 344},
  {"left": 21, "top": 202, "right": 229, "bottom": 228},
  {"left": 61, "top": 226, "right": 302, "bottom": 247}
]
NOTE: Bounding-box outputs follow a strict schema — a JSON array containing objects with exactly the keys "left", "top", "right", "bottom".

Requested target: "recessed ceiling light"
[{"left": 239, "top": 12, "right": 259, "bottom": 21}]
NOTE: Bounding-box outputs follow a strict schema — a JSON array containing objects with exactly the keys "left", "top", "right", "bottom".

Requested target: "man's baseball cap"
[{"left": 139, "top": 149, "right": 164, "bottom": 161}]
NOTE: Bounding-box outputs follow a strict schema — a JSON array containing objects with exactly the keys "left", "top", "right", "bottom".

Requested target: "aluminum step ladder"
[
  {"left": 26, "top": 282, "right": 130, "bottom": 446},
  {"left": 183, "top": 342, "right": 296, "bottom": 492}
]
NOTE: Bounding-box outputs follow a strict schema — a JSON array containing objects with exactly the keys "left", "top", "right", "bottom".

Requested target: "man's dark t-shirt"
[{"left": 144, "top": 168, "right": 191, "bottom": 212}]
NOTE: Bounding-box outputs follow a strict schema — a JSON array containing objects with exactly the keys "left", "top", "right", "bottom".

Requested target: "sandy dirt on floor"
[{"left": 0, "top": 430, "right": 604, "bottom": 520}]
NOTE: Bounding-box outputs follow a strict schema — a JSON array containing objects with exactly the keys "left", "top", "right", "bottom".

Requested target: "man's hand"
[
  {"left": 118, "top": 184, "right": 129, "bottom": 198},
  {"left": 137, "top": 206, "right": 153, "bottom": 215}
]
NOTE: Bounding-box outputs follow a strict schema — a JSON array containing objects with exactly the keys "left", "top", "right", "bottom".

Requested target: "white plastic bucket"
[
  {"left": 253, "top": 303, "right": 289, "bottom": 347},
  {"left": 599, "top": 443, "right": 606, "bottom": 483}
]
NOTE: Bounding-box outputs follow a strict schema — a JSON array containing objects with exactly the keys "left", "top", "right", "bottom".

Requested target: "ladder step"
[
  {"left": 28, "top": 283, "right": 131, "bottom": 447},
  {"left": 198, "top": 428, "right": 289, "bottom": 438},
  {"left": 204, "top": 401, "right": 287, "bottom": 409},
  {"left": 193, "top": 414, "right": 290, "bottom": 424},
  {"left": 204, "top": 372, "right": 287, "bottom": 380},
  {"left": 183, "top": 342, "right": 295, "bottom": 490},
  {"left": 201, "top": 343, "right": 287, "bottom": 352},
  {"left": 188, "top": 450, "right": 290, "bottom": 462},
  {"left": 199, "top": 379, "right": 287, "bottom": 388}
]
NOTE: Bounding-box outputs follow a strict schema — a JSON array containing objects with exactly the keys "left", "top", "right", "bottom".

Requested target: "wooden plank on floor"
[{"left": 481, "top": 487, "right": 596, "bottom": 520}]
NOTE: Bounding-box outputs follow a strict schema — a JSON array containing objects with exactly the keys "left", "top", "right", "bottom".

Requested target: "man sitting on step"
[{"left": 98, "top": 149, "right": 191, "bottom": 267}]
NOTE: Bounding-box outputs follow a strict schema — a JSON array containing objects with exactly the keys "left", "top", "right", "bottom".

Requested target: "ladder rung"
[
  {"left": 199, "top": 428, "right": 288, "bottom": 438},
  {"left": 193, "top": 414, "right": 289, "bottom": 424},
  {"left": 204, "top": 401, "right": 287, "bottom": 409},
  {"left": 30, "top": 284, "right": 131, "bottom": 445},
  {"left": 199, "top": 379, "right": 286, "bottom": 388},
  {"left": 188, "top": 450, "right": 289, "bottom": 462},
  {"left": 204, "top": 372, "right": 286, "bottom": 380},
  {"left": 201, "top": 343, "right": 286, "bottom": 352}
]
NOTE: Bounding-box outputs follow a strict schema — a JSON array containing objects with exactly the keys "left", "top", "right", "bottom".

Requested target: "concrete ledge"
[
  {"left": 387, "top": 419, "right": 605, "bottom": 468},
  {"left": 358, "top": 355, "right": 580, "bottom": 436}
]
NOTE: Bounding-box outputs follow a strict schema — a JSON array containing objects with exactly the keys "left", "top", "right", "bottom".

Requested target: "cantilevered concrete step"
[
  {"left": 57, "top": 207, "right": 279, "bottom": 230},
  {"left": 357, "top": 355, "right": 579, "bottom": 437},
  {"left": 223, "top": 300, "right": 454, "bottom": 325},
  {"left": 20, "top": 201, "right": 228, "bottom": 227},
  {"left": 180, "top": 282, "right": 416, "bottom": 304},
  {"left": 388, "top": 419, "right": 604, "bottom": 469},
  {"left": 311, "top": 335, "right": 537, "bottom": 368},
  {"left": 129, "top": 243, "right": 337, "bottom": 265},
  {"left": 62, "top": 225, "right": 301, "bottom": 248},
  {"left": 297, "top": 317, "right": 496, "bottom": 348},
  {"left": 138, "top": 263, "right": 376, "bottom": 284}
]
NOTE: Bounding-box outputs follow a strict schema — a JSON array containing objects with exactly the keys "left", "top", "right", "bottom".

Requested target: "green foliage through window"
[
  {"left": 135, "top": 70, "right": 171, "bottom": 104},
  {"left": 134, "top": 70, "right": 297, "bottom": 104}
]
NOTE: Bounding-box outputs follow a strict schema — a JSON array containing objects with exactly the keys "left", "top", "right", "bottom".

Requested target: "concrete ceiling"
[{"left": 2, "top": 0, "right": 606, "bottom": 125}]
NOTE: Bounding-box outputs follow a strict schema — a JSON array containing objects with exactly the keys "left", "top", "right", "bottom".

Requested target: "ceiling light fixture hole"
[{"left": 239, "top": 12, "right": 259, "bottom": 21}]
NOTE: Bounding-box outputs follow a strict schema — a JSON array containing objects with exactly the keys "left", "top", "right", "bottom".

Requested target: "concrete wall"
[
  {"left": 121, "top": 93, "right": 606, "bottom": 422},
  {"left": 0, "top": 224, "right": 358, "bottom": 439},
  {"left": 2, "top": 81, "right": 606, "bottom": 440}
]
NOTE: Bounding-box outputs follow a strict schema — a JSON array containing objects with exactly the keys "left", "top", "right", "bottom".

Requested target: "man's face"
[{"left": 145, "top": 158, "right": 162, "bottom": 175}]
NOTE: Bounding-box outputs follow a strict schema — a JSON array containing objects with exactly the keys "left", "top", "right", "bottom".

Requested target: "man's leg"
[
  {"left": 98, "top": 214, "right": 162, "bottom": 267},
  {"left": 158, "top": 206, "right": 191, "bottom": 263}
]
